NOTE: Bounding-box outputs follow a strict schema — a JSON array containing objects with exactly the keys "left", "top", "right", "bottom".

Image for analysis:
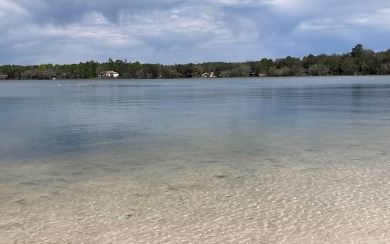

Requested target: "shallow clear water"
[{"left": 1, "top": 77, "right": 390, "bottom": 243}]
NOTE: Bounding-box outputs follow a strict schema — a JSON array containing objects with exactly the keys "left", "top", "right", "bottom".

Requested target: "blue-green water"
[{"left": 1, "top": 77, "right": 390, "bottom": 243}]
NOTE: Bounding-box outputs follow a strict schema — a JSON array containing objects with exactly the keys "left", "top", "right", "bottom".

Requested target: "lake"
[{"left": 1, "top": 77, "right": 390, "bottom": 243}]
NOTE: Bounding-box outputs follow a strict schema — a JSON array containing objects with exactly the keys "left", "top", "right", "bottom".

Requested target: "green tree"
[{"left": 351, "top": 44, "right": 364, "bottom": 58}]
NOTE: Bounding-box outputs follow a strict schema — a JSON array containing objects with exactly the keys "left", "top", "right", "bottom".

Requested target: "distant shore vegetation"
[{"left": 1, "top": 44, "right": 390, "bottom": 80}]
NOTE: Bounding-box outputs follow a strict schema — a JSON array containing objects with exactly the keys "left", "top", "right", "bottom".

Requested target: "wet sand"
[{"left": 1, "top": 145, "right": 390, "bottom": 243}]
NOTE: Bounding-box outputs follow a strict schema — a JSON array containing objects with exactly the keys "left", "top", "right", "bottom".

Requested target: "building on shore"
[
  {"left": 202, "top": 72, "right": 216, "bottom": 78},
  {"left": 98, "top": 71, "right": 119, "bottom": 78},
  {"left": 0, "top": 74, "right": 8, "bottom": 80}
]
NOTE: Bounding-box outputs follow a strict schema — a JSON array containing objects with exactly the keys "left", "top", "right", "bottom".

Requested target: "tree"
[
  {"left": 2, "top": 44, "right": 390, "bottom": 79},
  {"left": 351, "top": 44, "right": 364, "bottom": 58},
  {"left": 340, "top": 55, "right": 355, "bottom": 75}
]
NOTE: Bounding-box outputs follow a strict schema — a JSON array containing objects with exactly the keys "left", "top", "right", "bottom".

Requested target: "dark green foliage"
[
  {"left": 351, "top": 44, "right": 364, "bottom": 58},
  {"left": 1, "top": 44, "right": 390, "bottom": 80}
]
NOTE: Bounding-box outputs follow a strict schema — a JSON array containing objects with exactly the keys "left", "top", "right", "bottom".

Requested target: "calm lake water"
[
  {"left": 2, "top": 76, "right": 390, "bottom": 161},
  {"left": 1, "top": 76, "right": 390, "bottom": 243}
]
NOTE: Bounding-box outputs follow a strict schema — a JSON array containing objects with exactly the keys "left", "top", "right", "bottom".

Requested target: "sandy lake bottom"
[{"left": 1, "top": 142, "right": 390, "bottom": 244}]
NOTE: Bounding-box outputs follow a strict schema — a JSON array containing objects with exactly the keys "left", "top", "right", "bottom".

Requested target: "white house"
[
  {"left": 99, "top": 71, "right": 119, "bottom": 78},
  {"left": 201, "top": 72, "right": 216, "bottom": 78}
]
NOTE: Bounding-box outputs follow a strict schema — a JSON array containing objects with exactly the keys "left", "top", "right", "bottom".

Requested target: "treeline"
[{"left": 1, "top": 44, "right": 390, "bottom": 80}]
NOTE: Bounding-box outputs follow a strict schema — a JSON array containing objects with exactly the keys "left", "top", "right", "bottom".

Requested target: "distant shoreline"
[
  {"left": 1, "top": 44, "right": 389, "bottom": 80},
  {"left": 1, "top": 75, "right": 390, "bottom": 82}
]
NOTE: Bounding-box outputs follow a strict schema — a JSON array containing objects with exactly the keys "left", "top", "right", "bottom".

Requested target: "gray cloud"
[
  {"left": 1, "top": 0, "right": 390, "bottom": 65},
  {"left": 16, "top": 0, "right": 185, "bottom": 24}
]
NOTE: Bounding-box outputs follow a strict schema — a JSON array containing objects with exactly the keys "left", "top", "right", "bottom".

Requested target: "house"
[
  {"left": 0, "top": 74, "right": 8, "bottom": 80},
  {"left": 202, "top": 72, "right": 216, "bottom": 78},
  {"left": 98, "top": 70, "right": 119, "bottom": 78}
]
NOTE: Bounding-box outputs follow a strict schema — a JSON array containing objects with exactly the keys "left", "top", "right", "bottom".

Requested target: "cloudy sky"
[{"left": 1, "top": 0, "right": 390, "bottom": 65}]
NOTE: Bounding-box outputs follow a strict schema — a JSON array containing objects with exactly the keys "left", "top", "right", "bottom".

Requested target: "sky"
[{"left": 1, "top": 0, "right": 390, "bottom": 65}]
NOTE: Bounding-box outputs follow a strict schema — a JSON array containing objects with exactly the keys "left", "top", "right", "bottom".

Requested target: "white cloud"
[
  {"left": 265, "top": 0, "right": 318, "bottom": 16},
  {"left": 1, "top": 0, "right": 390, "bottom": 65},
  {"left": 0, "top": 0, "right": 30, "bottom": 30},
  {"left": 297, "top": 18, "right": 347, "bottom": 31},
  {"left": 349, "top": 8, "right": 390, "bottom": 30},
  {"left": 0, "top": 0, "right": 25, "bottom": 12}
]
